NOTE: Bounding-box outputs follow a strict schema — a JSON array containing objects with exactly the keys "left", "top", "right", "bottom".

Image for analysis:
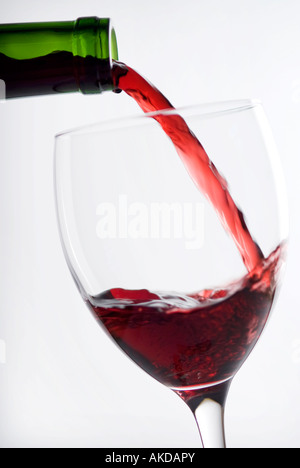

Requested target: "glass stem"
[
  {"left": 174, "top": 378, "right": 232, "bottom": 449},
  {"left": 193, "top": 397, "right": 226, "bottom": 448}
]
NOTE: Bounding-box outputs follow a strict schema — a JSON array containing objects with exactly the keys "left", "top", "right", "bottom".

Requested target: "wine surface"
[{"left": 88, "top": 245, "right": 281, "bottom": 389}]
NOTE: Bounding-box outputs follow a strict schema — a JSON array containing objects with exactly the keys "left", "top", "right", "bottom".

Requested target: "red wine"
[
  {"left": 0, "top": 52, "right": 113, "bottom": 98},
  {"left": 112, "top": 62, "right": 263, "bottom": 273},
  {"left": 86, "top": 62, "right": 284, "bottom": 394},
  {"left": 88, "top": 245, "right": 281, "bottom": 389}
]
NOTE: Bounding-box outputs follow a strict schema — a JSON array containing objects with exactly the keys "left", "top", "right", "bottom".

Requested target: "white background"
[{"left": 0, "top": 0, "right": 299, "bottom": 448}]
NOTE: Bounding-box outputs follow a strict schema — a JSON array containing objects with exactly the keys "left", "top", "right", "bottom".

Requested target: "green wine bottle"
[{"left": 0, "top": 17, "right": 119, "bottom": 99}]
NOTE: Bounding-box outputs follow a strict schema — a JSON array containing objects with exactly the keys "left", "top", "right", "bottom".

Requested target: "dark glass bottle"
[{"left": 0, "top": 17, "right": 119, "bottom": 98}]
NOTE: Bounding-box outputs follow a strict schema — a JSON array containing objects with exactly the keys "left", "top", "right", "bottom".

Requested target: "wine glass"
[{"left": 54, "top": 100, "right": 287, "bottom": 448}]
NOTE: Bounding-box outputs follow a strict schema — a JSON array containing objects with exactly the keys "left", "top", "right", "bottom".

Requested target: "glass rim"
[{"left": 55, "top": 98, "right": 262, "bottom": 139}]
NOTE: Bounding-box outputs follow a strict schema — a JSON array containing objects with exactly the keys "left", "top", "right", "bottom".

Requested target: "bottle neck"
[
  {"left": 0, "top": 17, "right": 119, "bottom": 98},
  {"left": 73, "top": 17, "right": 118, "bottom": 94}
]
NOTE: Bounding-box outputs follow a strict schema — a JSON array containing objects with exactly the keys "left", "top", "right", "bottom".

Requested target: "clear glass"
[{"left": 54, "top": 100, "right": 288, "bottom": 448}]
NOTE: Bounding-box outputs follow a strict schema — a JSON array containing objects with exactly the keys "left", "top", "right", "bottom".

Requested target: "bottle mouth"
[
  {"left": 74, "top": 17, "right": 119, "bottom": 94},
  {"left": 107, "top": 20, "right": 119, "bottom": 93},
  {"left": 110, "top": 26, "right": 119, "bottom": 62},
  {"left": 101, "top": 18, "right": 119, "bottom": 92}
]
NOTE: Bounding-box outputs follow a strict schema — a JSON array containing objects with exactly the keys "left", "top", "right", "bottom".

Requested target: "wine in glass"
[{"left": 54, "top": 100, "right": 287, "bottom": 448}]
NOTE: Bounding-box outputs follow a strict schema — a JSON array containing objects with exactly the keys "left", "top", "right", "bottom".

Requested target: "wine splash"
[
  {"left": 85, "top": 61, "right": 284, "bottom": 391},
  {"left": 112, "top": 61, "right": 263, "bottom": 273}
]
